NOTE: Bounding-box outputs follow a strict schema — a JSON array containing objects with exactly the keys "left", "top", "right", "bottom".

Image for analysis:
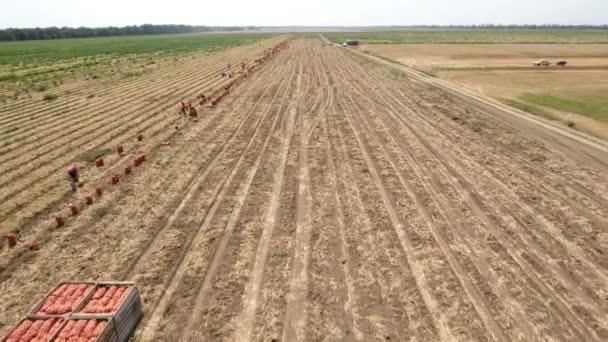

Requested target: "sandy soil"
[{"left": 1, "top": 39, "right": 608, "bottom": 341}]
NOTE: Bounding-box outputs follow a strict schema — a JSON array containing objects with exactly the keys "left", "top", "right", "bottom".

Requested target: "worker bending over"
[{"left": 66, "top": 165, "right": 79, "bottom": 191}]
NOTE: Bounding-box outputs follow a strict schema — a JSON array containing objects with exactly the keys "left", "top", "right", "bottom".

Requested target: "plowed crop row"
[
  {"left": 1, "top": 39, "right": 607, "bottom": 342},
  {"left": 0, "top": 36, "right": 285, "bottom": 232}
]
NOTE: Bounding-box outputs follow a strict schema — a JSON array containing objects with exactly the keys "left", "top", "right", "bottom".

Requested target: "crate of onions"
[
  {"left": 2, "top": 317, "right": 64, "bottom": 342},
  {"left": 30, "top": 282, "right": 95, "bottom": 316},
  {"left": 2, "top": 281, "right": 142, "bottom": 342},
  {"left": 74, "top": 282, "right": 142, "bottom": 342},
  {"left": 50, "top": 318, "right": 115, "bottom": 342}
]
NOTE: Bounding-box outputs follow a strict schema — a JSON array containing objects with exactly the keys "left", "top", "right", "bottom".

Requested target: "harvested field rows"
[
  {"left": 0, "top": 36, "right": 285, "bottom": 232},
  {"left": 1, "top": 39, "right": 608, "bottom": 341}
]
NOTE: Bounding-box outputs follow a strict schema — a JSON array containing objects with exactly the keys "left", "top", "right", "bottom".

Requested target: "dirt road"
[{"left": 1, "top": 39, "right": 608, "bottom": 341}]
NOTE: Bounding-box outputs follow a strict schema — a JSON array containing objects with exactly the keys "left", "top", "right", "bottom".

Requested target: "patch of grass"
[
  {"left": 520, "top": 93, "right": 608, "bottom": 121},
  {"left": 0, "top": 73, "right": 17, "bottom": 81},
  {"left": 78, "top": 148, "right": 111, "bottom": 163},
  {"left": 501, "top": 98, "right": 551, "bottom": 118},
  {"left": 389, "top": 69, "right": 408, "bottom": 80},
  {"left": 33, "top": 83, "right": 48, "bottom": 92},
  {"left": 0, "top": 33, "right": 272, "bottom": 66},
  {"left": 123, "top": 71, "right": 143, "bottom": 78},
  {"left": 42, "top": 93, "right": 58, "bottom": 101}
]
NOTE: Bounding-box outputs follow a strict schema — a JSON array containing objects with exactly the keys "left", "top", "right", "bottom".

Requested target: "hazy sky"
[{"left": 1, "top": 0, "right": 607, "bottom": 28}]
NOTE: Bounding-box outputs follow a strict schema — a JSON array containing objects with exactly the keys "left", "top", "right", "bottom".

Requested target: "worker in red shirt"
[{"left": 66, "top": 165, "right": 79, "bottom": 191}]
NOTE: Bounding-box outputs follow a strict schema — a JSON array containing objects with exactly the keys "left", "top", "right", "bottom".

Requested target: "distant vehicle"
[
  {"left": 342, "top": 40, "right": 360, "bottom": 47},
  {"left": 556, "top": 60, "right": 568, "bottom": 66},
  {"left": 533, "top": 60, "right": 551, "bottom": 67}
]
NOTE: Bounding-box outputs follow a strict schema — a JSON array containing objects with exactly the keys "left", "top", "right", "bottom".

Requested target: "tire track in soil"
[
  {"left": 245, "top": 115, "right": 300, "bottom": 341},
  {"left": 334, "top": 50, "right": 559, "bottom": 340},
  {"left": 176, "top": 56, "right": 300, "bottom": 342},
  {"left": 340, "top": 66, "right": 557, "bottom": 340},
  {"left": 354, "top": 51, "right": 608, "bottom": 274},
  {"left": 341, "top": 53, "right": 608, "bottom": 338},
  {"left": 381, "top": 91, "right": 605, "bottom": 339},
  {"left": 280, "top": 57, "right": 313, "bottom": 342},
  {"left": 298, "top": 48, "right": 363, "bottom": 342},
  {"left": 328, "top": 102, "right": 439, "bottom": 340},
  {"left": 334, "top": 45, "right": 608, "bottom": 340},
  {"left": 316, "top": 48, "right": 440, "bottom": 340},
  {"left": 327, "top": 101, "right": 439, "bottom": 340},
  {"left": 123, "top": 67, "right": 292, "bottom": 290},
  {"left": 231, "top": 46, "right": 350, "bottom": 342},
  {"left": 327, "top": 48, "right": 505, "bottom": 341},
  {"left": 114, "top": 65, "right": 282, "bottom": 279},
  {"left": 387, "top": 77, "right": 608, "bottom": 240},
  {"left": 231, "top": 69, "right": 299, "bottom": 342},
  {"left": 119, "top": 65, "right": 286, "bottom": 280},
  {"left": 136, "top": 56, "right": 298, "bottom": 342}
]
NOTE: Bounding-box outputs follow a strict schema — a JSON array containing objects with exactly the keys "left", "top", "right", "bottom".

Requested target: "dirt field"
[
  {"left": 363, "top": 44, "right": 608, "bottom": 70},
  {"left": 1, "top": 38, "right": 608, "bottom": 341},
  {"left": 364, "top": 43, "right": 608, "bottom": 138}
]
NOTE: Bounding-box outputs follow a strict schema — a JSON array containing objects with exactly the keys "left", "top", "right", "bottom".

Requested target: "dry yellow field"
[
  {"left": 364, "top": 44, "right": 608, "bottom": 69},
  {"left": 364, "top": 44, "right": 608, "bottom": 138}
]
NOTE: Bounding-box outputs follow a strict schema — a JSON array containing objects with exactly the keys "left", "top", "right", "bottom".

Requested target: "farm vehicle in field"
[
  {"left": 532, "top": 59, "right": 568, "bottom": 67},
  {"left": 342, "top": 40, "right": 360, "bottom": 47},
  {"left": 533, "top": 60, "right": 551, "bottom": 67}
]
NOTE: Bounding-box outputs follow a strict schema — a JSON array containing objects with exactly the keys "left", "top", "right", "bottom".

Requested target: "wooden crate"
[
  {"left": 29, "top": 282, "right": 95, "bottom": 317},
  {"left": 2, "top": 317, "right": 64, "bottom": 342},
  {"left": 73, "top": 282, "right": 142, "bottom": 342},
  {"left": 49, "top": 317, "right": 117, "bottom": 342}
]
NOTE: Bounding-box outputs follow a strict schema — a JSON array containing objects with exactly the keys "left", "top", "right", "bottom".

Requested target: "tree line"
[{"left": 0, "top": 24, "right": 256, "bottom": 42}]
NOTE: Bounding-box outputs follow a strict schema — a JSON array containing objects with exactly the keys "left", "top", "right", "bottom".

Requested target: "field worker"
[
  {"left": 180, "top": 101, "right": 188, "bottom": 116},
  {"left": 66, "top": 165, "right": 79, "bottom": 192},
  {"left": 189, "top": 106, "right": 198, "bottom": 118}
]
